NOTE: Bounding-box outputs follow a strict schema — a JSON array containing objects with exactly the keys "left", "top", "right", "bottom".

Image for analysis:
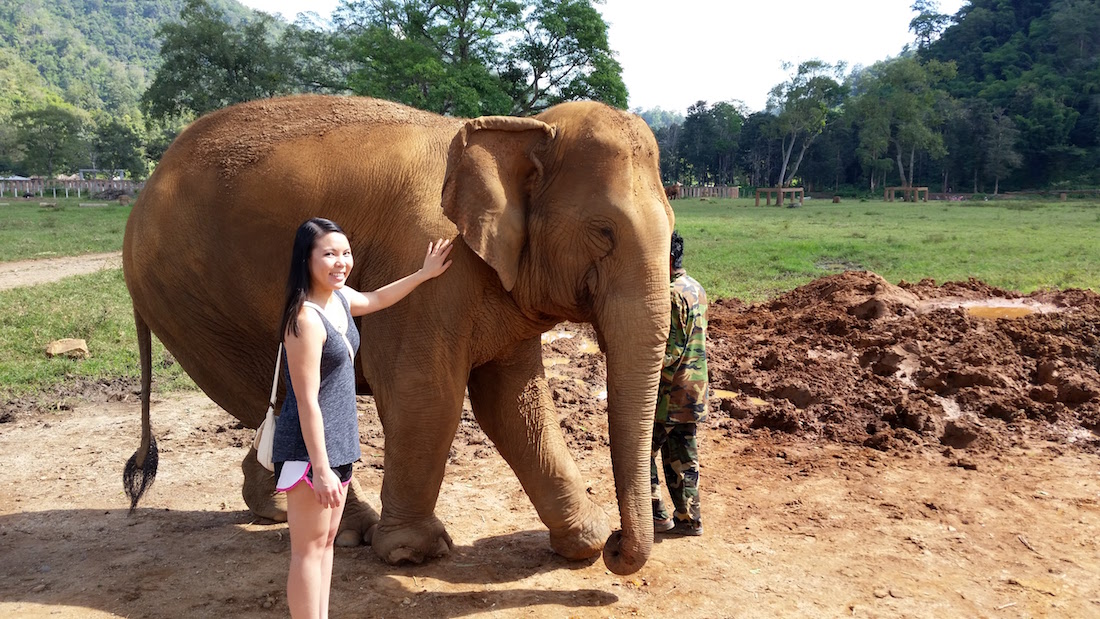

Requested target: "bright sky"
[{"left": 238, "top": 0, "right": 966, "bottom": 114}]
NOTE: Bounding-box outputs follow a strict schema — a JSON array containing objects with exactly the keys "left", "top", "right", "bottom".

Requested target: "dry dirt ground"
[
  {"left": 2, "top": 263, "right": 1099, "bottom": 618},
  {"left": 0, "top": 252, "right": 122, "bottom": 292}
]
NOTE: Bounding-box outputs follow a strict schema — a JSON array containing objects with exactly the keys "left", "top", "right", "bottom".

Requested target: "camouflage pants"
[{"left": 650, "top": 421, "right": 700, "bottom": 524}]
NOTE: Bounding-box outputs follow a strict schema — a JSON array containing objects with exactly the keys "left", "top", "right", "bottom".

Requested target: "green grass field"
[
  {"left": 0, "top": 198, "right": 131, "bottom": 262},
  {"left": 1, "top": 195, "right": 1098, "bottom": 396},
  {"left": 0, "top": 268, "right": 192, "bottom": 399},
  {"left": 675, "top": 196, "right": 1100, "bottom": 300}
]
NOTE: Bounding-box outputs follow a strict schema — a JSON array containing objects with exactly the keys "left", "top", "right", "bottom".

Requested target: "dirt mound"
[{"left": 706, "top": 271, "right": 1100, "bottom": 453}]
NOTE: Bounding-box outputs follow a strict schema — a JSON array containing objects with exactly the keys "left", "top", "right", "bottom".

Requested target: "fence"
[
  {"left": 0, "top": 179, "right": 145, "bottom": 199},
  {"left": 681, "top": 185, "right": 739, "bottom": 199}
]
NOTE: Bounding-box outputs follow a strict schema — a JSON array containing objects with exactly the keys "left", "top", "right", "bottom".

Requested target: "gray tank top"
[{"left": 273, "top": 290, "right": 362, "bottom": 467}]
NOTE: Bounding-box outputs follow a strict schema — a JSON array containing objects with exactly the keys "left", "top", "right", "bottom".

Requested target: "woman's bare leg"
[
  {"left": 286, "top": 481, "right": 346, "bottom": 619},
  {"left": 319, "top": 486, "right": 346, "bottom": 618}
]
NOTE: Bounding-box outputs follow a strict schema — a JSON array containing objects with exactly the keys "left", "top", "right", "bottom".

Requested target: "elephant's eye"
[{"left": 586, "top": 219, "right": 616, "bottom": 257}]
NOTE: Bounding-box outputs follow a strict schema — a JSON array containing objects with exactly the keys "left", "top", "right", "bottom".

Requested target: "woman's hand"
[
  {"left": 312, "top": 465, "right": 344, "bottom": 509},
  {"left": 420, "top": 238, "right": 453, "bottom": 280}
]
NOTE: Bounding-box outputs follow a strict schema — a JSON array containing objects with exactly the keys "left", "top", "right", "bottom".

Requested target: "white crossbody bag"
[{"left": 253, "top": 343, "right": 282, "bottom": 472}]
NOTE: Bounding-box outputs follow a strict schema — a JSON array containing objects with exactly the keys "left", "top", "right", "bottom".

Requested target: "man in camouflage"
[{"left": 652, "top": 230, "right": 709, "bottom": 536}]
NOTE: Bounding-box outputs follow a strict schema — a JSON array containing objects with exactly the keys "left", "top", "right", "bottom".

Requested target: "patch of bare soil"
[
  {"left": 2, "top": 271, "right": 1099, "bottom": 618},
  {"left": 0, "top": 252, "right": 122, "bottom": 291},
  {"left": 708, "top": 272, "right": 1100, "bottom": 454}
]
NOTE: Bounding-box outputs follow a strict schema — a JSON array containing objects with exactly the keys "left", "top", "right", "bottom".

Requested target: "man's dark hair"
[{"left": 670, "top": 230, "right": 684, "bottom": 269}]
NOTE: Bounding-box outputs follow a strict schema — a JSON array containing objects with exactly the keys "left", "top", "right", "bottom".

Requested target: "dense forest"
[
  {"left": 0, "top": 0, "right": 260, "bottom": 176},
  {"left": 0, "top": 0, "right": 254, "bottom": 117},
  {"left": 656, "top": 0, "right": 1100, "bottom": 193},
  {"left": 1, "top": 0, "right": 1096, "bottom": 193}
]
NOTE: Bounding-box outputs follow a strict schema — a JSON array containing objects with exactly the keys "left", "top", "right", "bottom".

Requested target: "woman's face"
[{"left": 309, "top": 231, "right": 353, "bottom": 293}]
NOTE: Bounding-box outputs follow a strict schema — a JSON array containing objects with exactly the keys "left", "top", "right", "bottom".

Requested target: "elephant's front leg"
[
  {"left": 467, "top": 338, "right": 611, "bottom": 561},
  {"left": 370, "top": 382, "right": 464, "bottom": 564},
  {"left": 240, "top": 446, "right": 379, "bottom": 546}
]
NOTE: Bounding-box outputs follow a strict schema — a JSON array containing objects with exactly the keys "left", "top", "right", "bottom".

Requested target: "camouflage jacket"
[{"left": 656, "top": 270, "right": 709, "bottom": 424}]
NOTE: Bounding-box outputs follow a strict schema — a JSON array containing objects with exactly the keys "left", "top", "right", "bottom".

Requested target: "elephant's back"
[
  {"left": 166, "top": 95, "right": 461, "bottom": 182},
  {"left": 124, "top": 95, "right": 462, "bottom": 424}
]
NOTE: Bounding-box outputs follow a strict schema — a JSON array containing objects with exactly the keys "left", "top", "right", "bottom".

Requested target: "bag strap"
[
  {"left": 301, "top": 301, "right": 354, "bottom": 362},
  {"left": 269, "top": 343, "right": 283, "bottom": 409}
]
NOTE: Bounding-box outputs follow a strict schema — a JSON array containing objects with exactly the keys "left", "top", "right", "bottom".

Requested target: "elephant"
[
  {"left": 122, "top": 94, "right": 673, "bottom": 576},
  {"left": 664, "top": 182, "right": 682, "bottom": 200}
]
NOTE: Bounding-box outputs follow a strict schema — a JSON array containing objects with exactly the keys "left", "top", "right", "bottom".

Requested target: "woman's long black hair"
[{"left": 280, "top": 217, "right": 346, "bottom": 339}]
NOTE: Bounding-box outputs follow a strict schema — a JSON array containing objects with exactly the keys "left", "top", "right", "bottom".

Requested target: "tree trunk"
[
  {"left": 834, "top": 150, "right": 841, "bottom": 192},
  {"left": 908, "top": 147, "right": 916, "bottom": 189},
  {"left": 777, "top": 135, "right": 795, "bottom": 188},
  {"left": 784, "top": 137, "right": 813, "bottom": 187},
  {"left": 894, "top": 145, "right": 907, "bottom": 188}
]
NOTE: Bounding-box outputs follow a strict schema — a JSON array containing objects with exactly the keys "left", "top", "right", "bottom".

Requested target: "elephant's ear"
[{"left": 442, "top": 116, "right": 556, "bottom": 292}]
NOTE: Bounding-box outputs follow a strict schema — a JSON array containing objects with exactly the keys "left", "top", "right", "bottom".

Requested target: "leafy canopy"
[
  {"left": 142, "top": 0, "right": 293, "bottom": 121},
  {"left": 331, "top": 0, "right": 627, "bottom": 116},
  {"left": 11, "top": 104, "right": 90, "bottom": 178}
]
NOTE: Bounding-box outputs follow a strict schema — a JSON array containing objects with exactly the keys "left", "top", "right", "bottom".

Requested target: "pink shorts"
[{"left": 275, "top": 461, "right": 354, "bottom": 492}]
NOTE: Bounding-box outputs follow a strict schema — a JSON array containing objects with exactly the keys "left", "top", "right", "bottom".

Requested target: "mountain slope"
[{"left": 0, "top": 0, "right": 263, "bottom": 118}]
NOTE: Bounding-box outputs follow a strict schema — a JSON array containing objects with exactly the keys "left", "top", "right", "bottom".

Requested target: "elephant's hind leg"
[
  {"left": 241, "top": 447, "right": 379, "bottom": 544},
  {"left": 468, "top": 340, "right": 611, "bottom": 561},
  {"left": 241, "top": 446, "right": 286, "bottom": 521}
]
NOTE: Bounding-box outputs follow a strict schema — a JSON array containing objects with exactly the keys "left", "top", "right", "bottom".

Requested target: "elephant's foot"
[
  {"left": 548, "top": 500, "right": 612, "bottom": 560},
  {"left": 241, "top": 447, "right": 286, "bottom": 522},
  {"left": 335, "top": 475, "right": 380, "bottom": 547},
  {"left": 370, "top": 515, "right": 453, "bottom": 565}
]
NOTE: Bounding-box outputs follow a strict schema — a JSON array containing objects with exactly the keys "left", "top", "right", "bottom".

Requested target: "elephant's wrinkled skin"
[{"left": 123, "top": 95, "right": 673, "bottom": 575}]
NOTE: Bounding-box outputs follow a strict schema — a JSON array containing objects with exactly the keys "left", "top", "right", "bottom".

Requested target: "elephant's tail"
[{"left": 123, "top": 307, "right": 158, "bottom": 513}]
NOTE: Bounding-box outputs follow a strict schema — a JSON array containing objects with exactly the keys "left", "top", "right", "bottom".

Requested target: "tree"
[
  {"left": 635, "top": 107, "right": 684, "bottom": 130},
  {"left": 142, "top": 0, "right": 293, "bottom": 121},
  {"left": 0, "top": 123, "right": 25, "bottom": 174},
  {"left": 92, "top": 116, "right": 147, "bottom": 179},
  {"left": 766, "top": 60, "right": 845, "bottom": 187},
  {"left": 909, "top": 0, "right": 951, "bottom": 51},
  {"left": 668, "top": 101, "right": 746, "bottom": 186},
  {"left": 985, "top": 107, "right": 1022, "bottom": 194},
  {"left": 11, "top": 104, "right": 89, "bottom": 178},
  {"left": 332, "top": 0, "right": 626, "bottom": 116},
  {"left": 280, "top": 14, "right": 355, "bottom": 94},
  {"left": 1048, "top": 0, "right": 1100, "bottom": 71},
  {"left": 333, "top": 0, "right": 514, "bottom": 116},
  {"left": 678, "top": 102, "right": 717, "bottom": 186},
  {"left": 924, "top": 0, "right": 1099, "bottom": 187},
  {"left": 738, "top": 112, "right": 778, "bottom": 188},
  {"left": 849, "top": 56, "right": 956, "bottom": 190},
  {"left": 503, "top": 0, "right": 627, "bottom": 114},
  {"left": 653, "top": 121, "right": 682, "bottom": 184}
]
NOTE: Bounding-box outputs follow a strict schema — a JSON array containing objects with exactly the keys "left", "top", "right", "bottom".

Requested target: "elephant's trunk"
[{"left": 596, "top": 281, "right": 669, "bottom": 575}]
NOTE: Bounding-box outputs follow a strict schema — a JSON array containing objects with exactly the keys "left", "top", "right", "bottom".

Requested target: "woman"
[{"left": 274, "top": 217, "right": 452, "bottom": 619}]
